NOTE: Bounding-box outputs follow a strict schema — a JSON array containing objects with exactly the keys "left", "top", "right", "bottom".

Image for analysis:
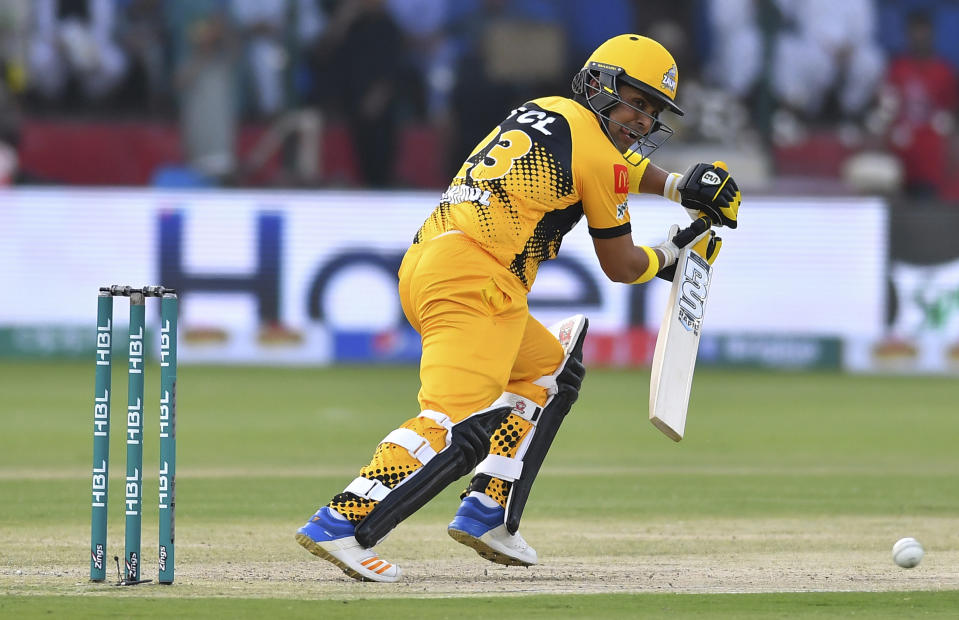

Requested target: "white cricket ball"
[{"left": 892, "top": 537, "right": 924, "bottom": 568}]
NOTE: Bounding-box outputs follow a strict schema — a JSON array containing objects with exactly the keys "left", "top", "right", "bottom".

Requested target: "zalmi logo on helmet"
[{"left": 661, "top": 65, "right": 677, "bottom": 95}]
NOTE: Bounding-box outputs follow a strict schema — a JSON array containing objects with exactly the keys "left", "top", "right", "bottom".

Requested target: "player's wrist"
[
  {"left": 663, "top": 172, "right": 683, "bottom": 203},
  {"left": 653, "top": 242, "right": 678, "bottom": 268}
]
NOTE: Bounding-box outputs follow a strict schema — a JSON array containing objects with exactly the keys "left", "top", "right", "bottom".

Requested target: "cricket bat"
[{"left": 649, "top": 247, "right": 713, "bottom": 441}]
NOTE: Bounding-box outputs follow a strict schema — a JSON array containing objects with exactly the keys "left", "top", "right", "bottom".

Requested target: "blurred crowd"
[{"left": 0, "top": 0, "right": 956, "bottom": 201}]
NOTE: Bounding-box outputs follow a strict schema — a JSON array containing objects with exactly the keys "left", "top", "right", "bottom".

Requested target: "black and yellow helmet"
[{"left": 572, "top": 34, "right": 683, "bottom": 164}]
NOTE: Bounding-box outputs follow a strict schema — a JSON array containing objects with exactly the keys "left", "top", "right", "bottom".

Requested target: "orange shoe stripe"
[
  {"left": 375, "top": 563, "right": 392, "bottom": 574},
  {"left": 360, "top": 557, "right": 378, "bottom": 567},
  {"left": 366, "top": 560, "right": 383, "bottom": 571}
]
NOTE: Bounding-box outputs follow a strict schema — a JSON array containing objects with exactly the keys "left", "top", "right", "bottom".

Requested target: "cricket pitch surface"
[{"left": 3, "top": 516, "right": 957, "bottom": 599}]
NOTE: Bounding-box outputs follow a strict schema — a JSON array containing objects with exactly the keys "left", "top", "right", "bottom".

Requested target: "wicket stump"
[{"left": 90, "top": 285, "right": 177, "bottom": 585}]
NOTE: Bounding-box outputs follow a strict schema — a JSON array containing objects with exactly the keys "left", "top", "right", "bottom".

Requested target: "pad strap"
[
  {"left": 380, "top": 428, "right": 437, "bottom": 465},
  {"left": 488, "top": 392, "right": 543, "bottom": 422},
  {"left": 532, "top": 375, "right": 558, "bottom": 395},
  {"left": 476, "top": 454, "right": 524, "bottom": 481},
  {"left": 418, "top": 409, "right": 453, "bottom": 448},
  {"left": 344, "top": 476, "right": 391, "bottom": 501}
]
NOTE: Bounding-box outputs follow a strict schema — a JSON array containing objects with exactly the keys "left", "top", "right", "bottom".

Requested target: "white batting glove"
[
  {"left": 653, "top": 218, "right": 711, "bottom": 268},
  {"left": 653, "top": 225, "right": 682, "bottom": 267}
]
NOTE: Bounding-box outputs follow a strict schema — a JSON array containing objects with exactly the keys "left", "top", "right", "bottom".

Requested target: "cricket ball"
[{"left": 892, "top": 537, "right": 924, "bottom": 568}]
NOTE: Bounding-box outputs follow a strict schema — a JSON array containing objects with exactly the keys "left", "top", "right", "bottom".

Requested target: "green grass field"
[{"left": 1, "top": 361, "right": 957, "bottom": 618}]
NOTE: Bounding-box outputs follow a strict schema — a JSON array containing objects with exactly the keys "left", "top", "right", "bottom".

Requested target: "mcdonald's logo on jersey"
[{"left": 614, "top": 164, "right": 629, "bottom": 194}]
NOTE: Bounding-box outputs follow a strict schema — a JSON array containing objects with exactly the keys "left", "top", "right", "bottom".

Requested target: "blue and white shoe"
[
  {"left": 447, "top": 495, "right": 537, "bottom": 566},
  {"left": 295, "top": 507, "right": 401, "bottom": 582}
]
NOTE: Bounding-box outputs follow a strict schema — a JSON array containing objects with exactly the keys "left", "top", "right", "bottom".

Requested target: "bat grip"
[{"left": 672, "top": 215, "right": 711, "bottom": 248}]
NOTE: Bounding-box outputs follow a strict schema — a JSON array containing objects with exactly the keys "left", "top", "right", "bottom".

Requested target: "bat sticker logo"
[{"left": 677, "top": 253, "right": 711, "bottom": 335}]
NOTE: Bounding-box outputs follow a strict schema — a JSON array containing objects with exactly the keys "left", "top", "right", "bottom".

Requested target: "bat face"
[{"left": 649, "top": 249, "right": 713, "bottom": 442}]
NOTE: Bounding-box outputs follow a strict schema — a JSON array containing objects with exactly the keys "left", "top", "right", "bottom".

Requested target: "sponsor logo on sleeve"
[{"left": 614, "top": 164, "right": 629, "bottom": 194}]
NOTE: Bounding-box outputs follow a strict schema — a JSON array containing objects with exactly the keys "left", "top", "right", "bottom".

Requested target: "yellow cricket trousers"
[
  {"left": 326, "top": 232, "right": 565, "bottom": 523},
  {"left": 398, "top": 232, "right": 564, "bottom": 421}
]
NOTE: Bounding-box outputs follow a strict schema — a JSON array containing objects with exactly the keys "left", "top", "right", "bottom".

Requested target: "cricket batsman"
[{"left": 296, "top": 34, "right": 742, "bottom": 582}]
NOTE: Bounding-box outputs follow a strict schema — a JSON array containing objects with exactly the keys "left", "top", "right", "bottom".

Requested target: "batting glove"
[
  {"left": 677, "top": 161, "right": 741, "bottom": 229},
  {"left": 655, "top": 216, "right": 720, "bottom": 281},
  {"left": 653, "top": 216, "right": 711, "bottom": 269}
]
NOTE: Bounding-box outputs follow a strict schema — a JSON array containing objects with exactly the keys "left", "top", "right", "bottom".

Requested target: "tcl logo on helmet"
[{"left": 700, "top": 171, "right": 722, "bottom": 185}]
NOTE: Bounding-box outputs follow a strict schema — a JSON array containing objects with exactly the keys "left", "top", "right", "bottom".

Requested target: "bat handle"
[{"left": 673, "top": 215, "right": 711, "bottom": 248}]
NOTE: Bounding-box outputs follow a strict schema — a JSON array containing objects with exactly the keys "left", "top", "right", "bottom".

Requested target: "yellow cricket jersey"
[{"left": 413, "top": 96, "right": 650, "bottom": 290}]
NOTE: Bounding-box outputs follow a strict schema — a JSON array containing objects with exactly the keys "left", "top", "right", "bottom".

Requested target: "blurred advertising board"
[
  {"left": 845, "top": 202, "right": 959, "bottom": 374},
  {"left": 0, "top": 188, "right": 889, "bottom": 369}
]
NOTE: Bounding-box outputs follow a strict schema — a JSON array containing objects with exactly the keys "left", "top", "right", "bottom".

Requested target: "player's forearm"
[
  {"left": 627, "top": 246, "right": 670, "bottom": 284},
  {"left": 621, "top": 245, "right": 668, "bottom": 284},
  {"left": 637, "top": 163, "right": 668, "bottom": 195},
  {"left": 638, "top": 162, "right": 688, "bottom": 205},
  {"left": 593, "top": 236, "right": 668, "bottom": 284}
]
